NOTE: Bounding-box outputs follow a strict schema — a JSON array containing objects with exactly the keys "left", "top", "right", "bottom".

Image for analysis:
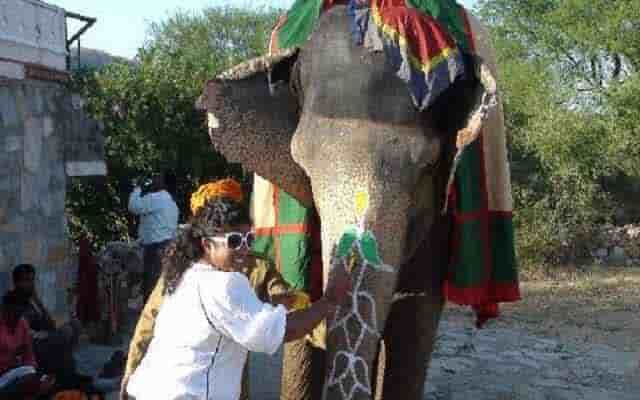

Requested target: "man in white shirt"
[{"left": 128, "top": 173, "right": 179, "bottom": 301}]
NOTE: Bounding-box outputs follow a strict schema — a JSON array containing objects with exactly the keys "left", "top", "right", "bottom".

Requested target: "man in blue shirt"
[{"left": 128, "top": 173, "right": 179, "bottom": 301}]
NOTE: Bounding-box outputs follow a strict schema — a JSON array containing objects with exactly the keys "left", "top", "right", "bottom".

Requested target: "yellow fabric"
[
  {"left": 289, "top": 291, "right": 311, "bottom": 311},
  {"left": 190, "top": 178, "right": 244, "bottom": 216},
  {"left": 466, "top": 13, "right": 513, "bottom": 212},
  {"left": 124, "top": 272, "right": 166, "bottom": 379},
  {"left": 250, "top": 174, "right": 277, "bottom": 229}
]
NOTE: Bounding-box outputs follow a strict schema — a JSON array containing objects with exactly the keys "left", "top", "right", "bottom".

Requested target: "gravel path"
[
  {"left": 74, "top": 322, "right": 639, "bottom": 400},
  {"left": 74, "top": 270, "right": 640, "bottom": 399}
]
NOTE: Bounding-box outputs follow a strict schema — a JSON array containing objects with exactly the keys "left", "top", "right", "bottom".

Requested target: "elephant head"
[{"left": 198, "top": 5, "right": 500, "bottom": 399}]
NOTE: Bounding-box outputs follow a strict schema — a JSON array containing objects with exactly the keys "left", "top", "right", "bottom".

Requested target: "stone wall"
[{"left": 0, "top": 76, "right": 102, "bottom": 319}]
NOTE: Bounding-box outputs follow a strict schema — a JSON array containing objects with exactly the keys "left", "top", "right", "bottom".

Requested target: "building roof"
[{"left": 0, "top": 0, "right": 68, "bottom": 71}]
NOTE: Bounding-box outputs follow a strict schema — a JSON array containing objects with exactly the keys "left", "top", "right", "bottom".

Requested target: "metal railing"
[{"left": 65, "top": 11, "right": 97, "bottom": 70}]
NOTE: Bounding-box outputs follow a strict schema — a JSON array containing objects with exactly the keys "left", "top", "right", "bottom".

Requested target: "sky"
[{"left": 56, "top": 0, "right": 478, "bottom": 59}]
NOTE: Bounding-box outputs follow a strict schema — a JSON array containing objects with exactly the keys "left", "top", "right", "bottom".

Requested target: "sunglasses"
[{"left": 209, "top": 231, "right": 256, "bottom": 250}]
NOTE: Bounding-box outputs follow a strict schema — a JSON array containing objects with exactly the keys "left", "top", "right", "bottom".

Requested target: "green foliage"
[
  {"left": 476, "top": 0, "right": 639, "bottom": 266},
  {"left": 66, "top": 7, "right": 281, "bottom": 248}
]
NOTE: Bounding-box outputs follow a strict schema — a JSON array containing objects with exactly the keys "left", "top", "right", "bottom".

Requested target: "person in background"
[
  {"left": 11, "top": 264, "right": 89, "bottom": 391},
  {"left": 128, "top": 172, "right": 179, "bottom": 301},
  {"left": 0, "top": 290, "right": 55, "bottom": 400}
]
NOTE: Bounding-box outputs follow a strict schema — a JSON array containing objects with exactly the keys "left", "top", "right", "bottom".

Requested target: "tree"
[
  {"left": 67, "top": 7, "right": 282, "bottom": 248},
  {"left": 476, "top": 0, "right": 640, "bottom": 264}
]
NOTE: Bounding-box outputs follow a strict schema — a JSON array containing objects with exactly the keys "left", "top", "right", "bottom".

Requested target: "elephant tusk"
[{"left": 391, "top": 291, "right": 428, "bottom": 303}]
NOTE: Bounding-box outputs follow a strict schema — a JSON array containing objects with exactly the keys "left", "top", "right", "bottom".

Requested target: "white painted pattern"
[{"left": 324, "top": 228, "right": 393, "bottom": 400}]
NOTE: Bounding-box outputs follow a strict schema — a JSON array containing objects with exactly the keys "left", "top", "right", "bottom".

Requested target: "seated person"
[
  {"left": 0, "top": 290, "right": 55, "bottom": 400},
  {"left": 12, "top": 264, "right": 88, "bottom": 390}
]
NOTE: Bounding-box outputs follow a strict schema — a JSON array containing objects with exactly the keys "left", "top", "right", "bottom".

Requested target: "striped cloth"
[
  {"left": 253, "top": 0, "right": 519, "bottom": 326},
  {"left": 251, "top": 175, "right": 323, "bottom": 301}
]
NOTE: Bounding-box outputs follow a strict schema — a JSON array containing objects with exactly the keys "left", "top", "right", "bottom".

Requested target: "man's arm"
[{"left": 128, "top": 187, "right": 157, "bottom": 215}]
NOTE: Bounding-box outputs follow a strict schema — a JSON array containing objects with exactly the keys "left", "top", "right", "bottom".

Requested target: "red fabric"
[
  {"left": 444, "top": 9, "right": 521, "bottom": 328},
  {"left": 372, "top": 0, "right": 459, "bottom": 65},
  {"left": 76, "top": 237, "right": 100, "bottom": 323},
  {"left": 0, "top": 318, "right": 37, "bottom": 375},
  {"left": 464, "top": 14, "right": 496, "bottom": 328},
  {"left": 323, "top": 0, "right": 349, "bottom": 11}
]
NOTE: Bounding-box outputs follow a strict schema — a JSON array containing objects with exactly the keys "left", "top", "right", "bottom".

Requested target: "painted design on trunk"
[
  {"left": 335, "top": 226, "right": 392, "bottom": 272},
  {"left": 325, "top": 214, "right": 393, "bottom": 398}
]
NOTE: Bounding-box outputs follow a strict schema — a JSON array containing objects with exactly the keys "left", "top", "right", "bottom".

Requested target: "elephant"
[{"left": 197, "top": 3, "right": 512, "bottom": 400}]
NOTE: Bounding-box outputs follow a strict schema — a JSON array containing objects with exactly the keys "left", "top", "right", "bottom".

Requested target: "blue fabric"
[
  {"left": 383, "top": 39, "right": 465, "bottom": 110},
  {"left": 348, "top": 0, "right": 371, "bottom": 45}
]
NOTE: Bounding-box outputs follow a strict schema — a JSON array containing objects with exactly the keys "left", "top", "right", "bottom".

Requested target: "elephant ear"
[{"left": 196, "top": 49, "right": 314, "bottom": 206}]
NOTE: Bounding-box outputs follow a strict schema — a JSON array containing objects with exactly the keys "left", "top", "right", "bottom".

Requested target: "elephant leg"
[
  {"left": 378, "top": 216, "right": 449, "bottom": 399},
  {"left": 281, "top": 338, "right": 325, "bottom": 400},
  {"left": 378, "top": 293, "right": 444, "bottom": 399}
]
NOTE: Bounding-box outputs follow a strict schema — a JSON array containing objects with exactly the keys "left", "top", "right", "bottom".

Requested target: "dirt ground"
[
  {"left": 428, "top": 265, "right": 640, "bottom": 400},
  {"left": 82, "top": 265, "right": 640, "bottom": 400},
  {"left": 445, "top": 265, "right": 640, "bottom": 352}
]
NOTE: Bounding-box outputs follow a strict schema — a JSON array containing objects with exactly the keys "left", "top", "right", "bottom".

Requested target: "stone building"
[{"left": 0, "top": 0, "right": 105, "bottom": 319}]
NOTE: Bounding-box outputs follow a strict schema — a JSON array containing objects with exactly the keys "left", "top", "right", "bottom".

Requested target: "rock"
[
  {"left": 626, "top": 226, "right": 640, "bottom": 239},
  {"left": 596, "top": 248, "right": 608, "bottom": 258}
]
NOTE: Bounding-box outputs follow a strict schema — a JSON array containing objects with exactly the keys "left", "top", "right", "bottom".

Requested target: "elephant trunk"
[{"left": 310, "top": 173, "right": 417, "bottom": 400}]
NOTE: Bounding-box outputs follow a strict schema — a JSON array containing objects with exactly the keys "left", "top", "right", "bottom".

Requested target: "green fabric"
[
  {"left": 278, "top": 188, "right": 309, "bottom": 225},
  {"left": 279, "top": 232, "right": 312, "bottom": 290},
  {"left": 451, "top": 219, "right": 485, "bottom": 287},
  {"left": 406, "top": 0, "right": 470, "bottom": 51},
  {"left": 455, "top": 140, "right": 483, "bottom": 213},
  {"left": 490, "top": 217, "right": 518, "bottom": 283},
  {"left": 277, "top": 0, "right": 324, "bottom": 49},
  {"left": 252, "top": 235, "right": 275, "bottom": 261},
  {"left": 252, "top": 188, "right": 313, "bottom": 291}
]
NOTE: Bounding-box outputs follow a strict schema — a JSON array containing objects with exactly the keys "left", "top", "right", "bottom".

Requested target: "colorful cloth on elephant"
[
  {"left": 268, "top": 0, "right": 519, "bottom": 326},
  {"left": 270, "top": 0, "right": 466, "bottom": 110},
  {"left": 443, "top": 11, "right": 519, "bottom": 326}
]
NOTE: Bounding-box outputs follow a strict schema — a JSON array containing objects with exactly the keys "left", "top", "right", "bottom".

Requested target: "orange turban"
[{"left": 190, "top": 178, "right": 244, "bottom": 216}]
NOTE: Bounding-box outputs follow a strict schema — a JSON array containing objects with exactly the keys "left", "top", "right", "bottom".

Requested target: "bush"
[{"left": 65, "top": 7, "right": 281, "bottom": 249}]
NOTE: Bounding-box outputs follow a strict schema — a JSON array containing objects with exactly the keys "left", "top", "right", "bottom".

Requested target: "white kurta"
[{"left": 127, "top": 262, "right": 287, "bottom": 400}]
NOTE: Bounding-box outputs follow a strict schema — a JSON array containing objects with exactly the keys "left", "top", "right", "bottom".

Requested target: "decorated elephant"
[{"left": 197, "top": 1, "right": 519, "bottom": 399}]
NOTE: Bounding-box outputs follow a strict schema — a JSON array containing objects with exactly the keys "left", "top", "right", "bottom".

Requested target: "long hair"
[{"left": 163, "top": 197, "right": 250, "bottom": 294}]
